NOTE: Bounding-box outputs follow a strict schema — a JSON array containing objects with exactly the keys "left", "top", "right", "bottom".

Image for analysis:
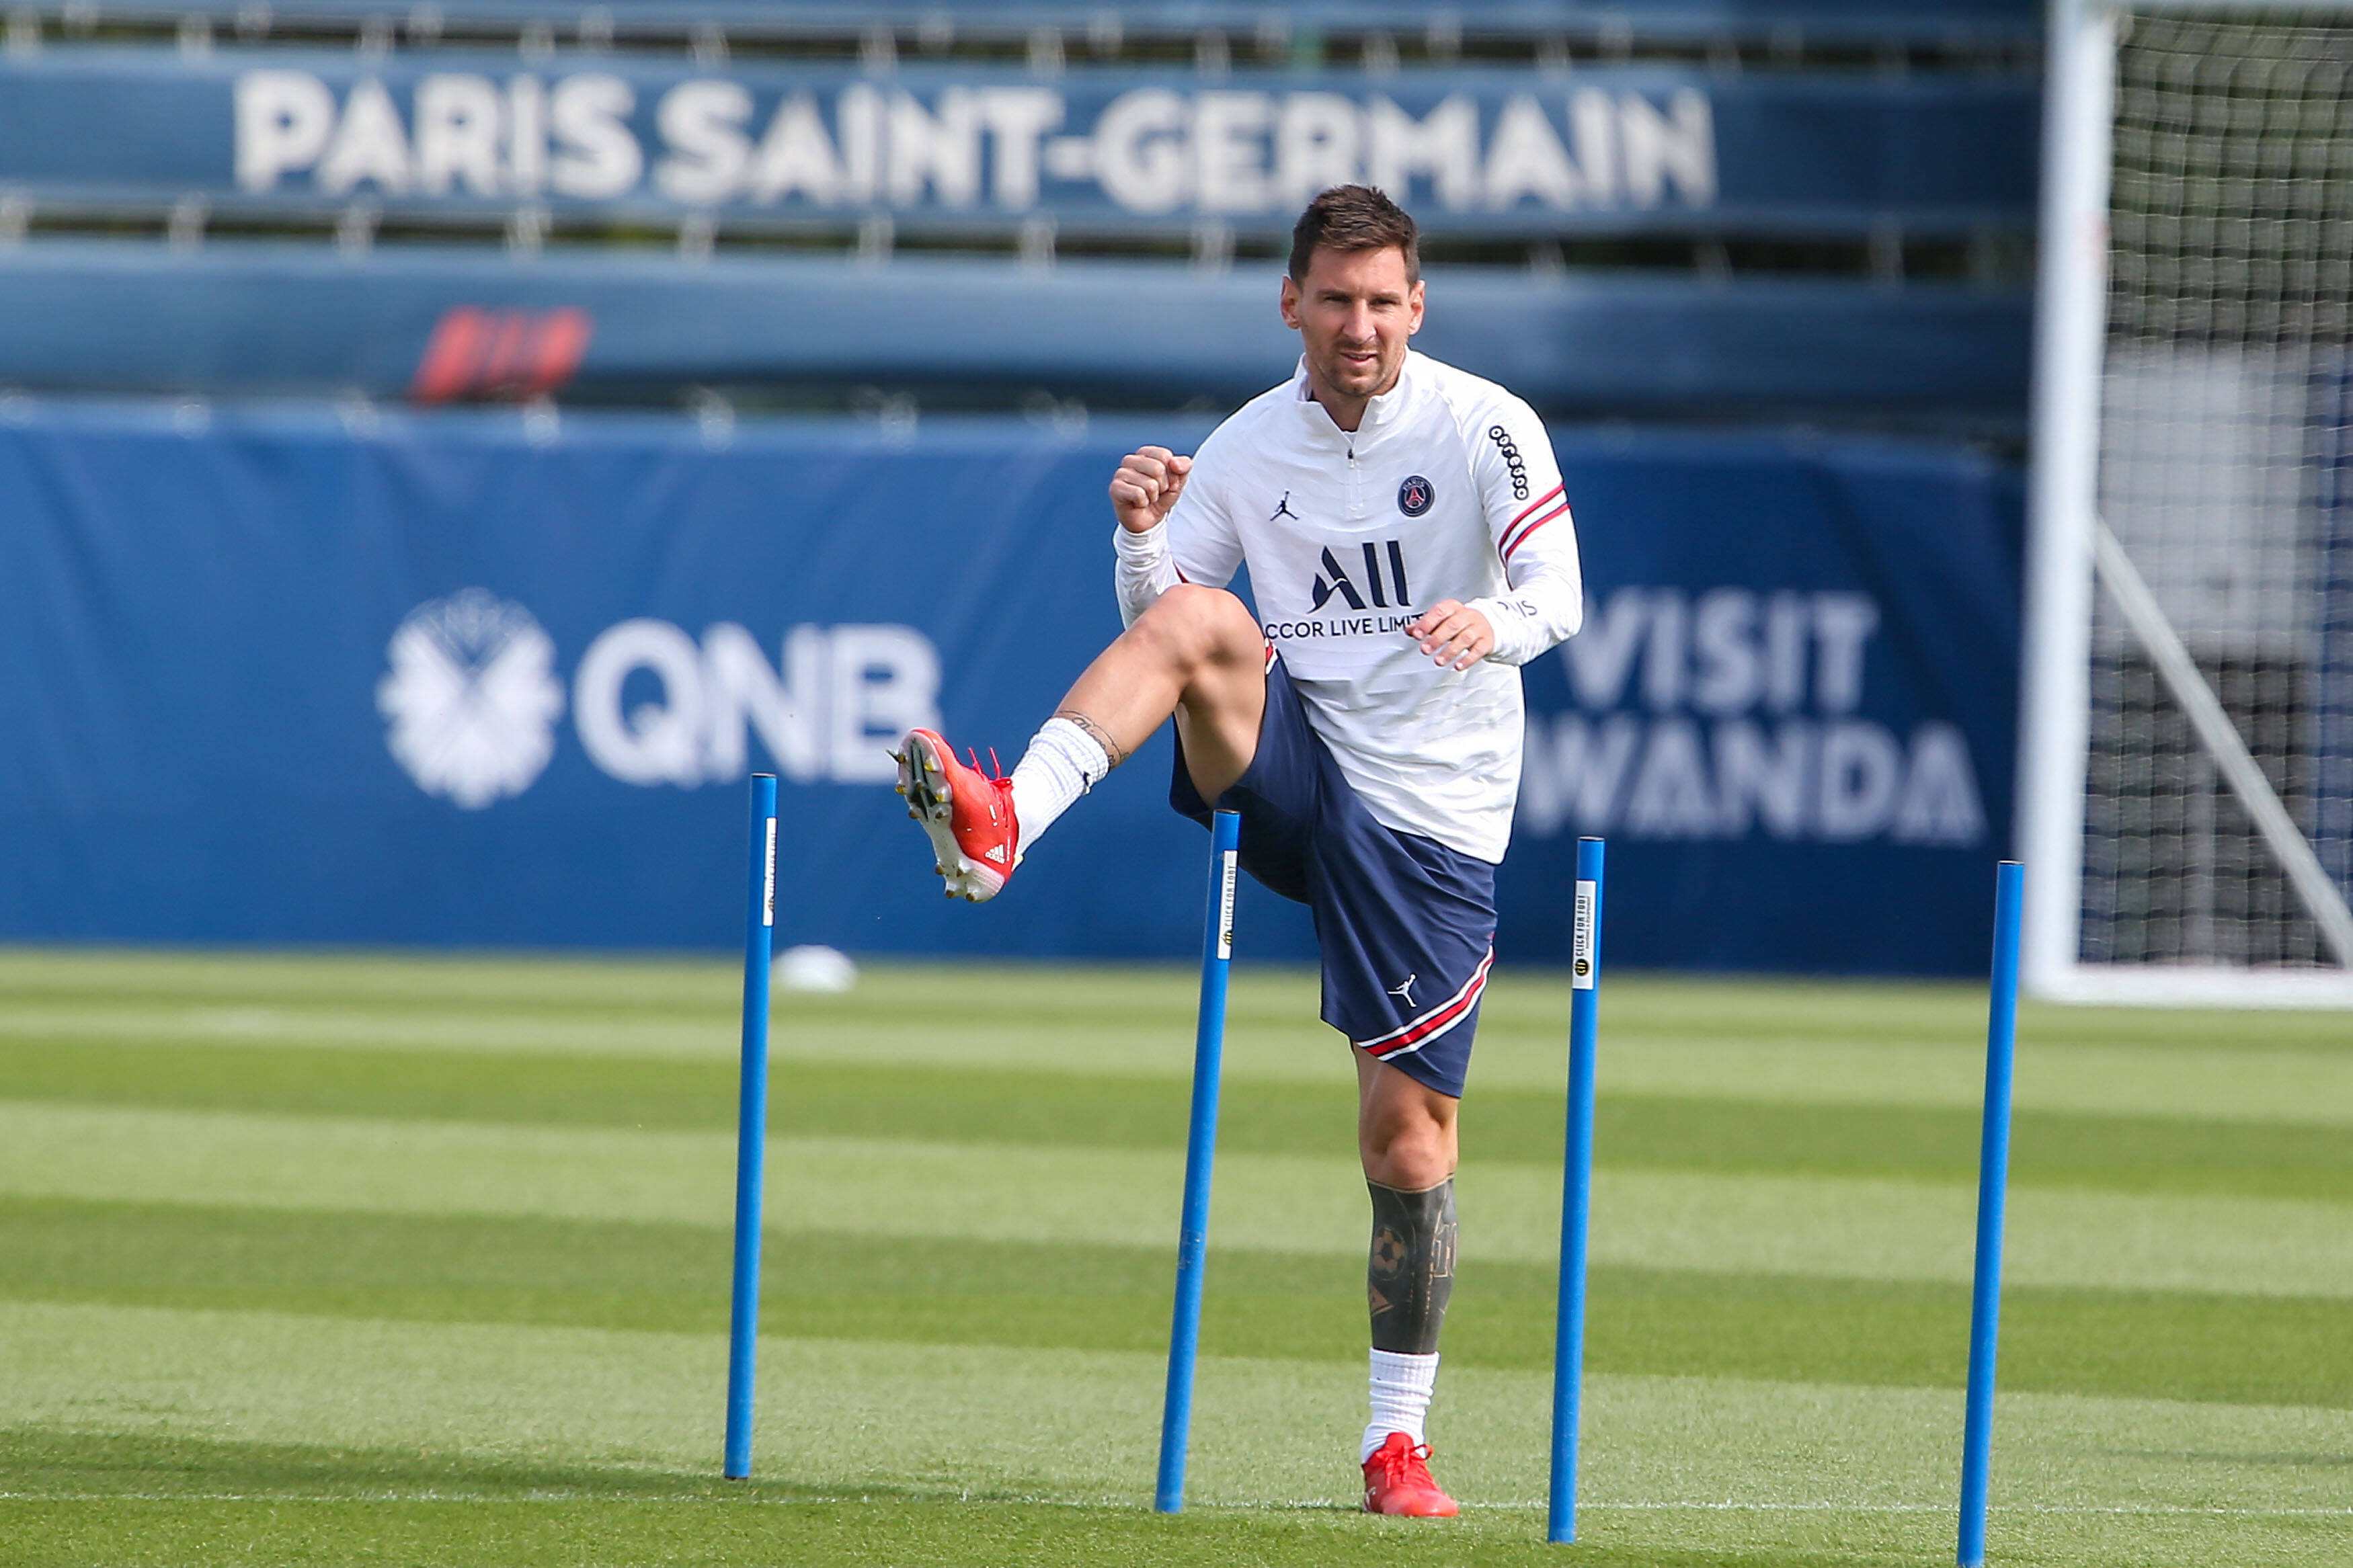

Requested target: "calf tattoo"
[
  {"left": 1051, "top": 708, "right": 1127, "bottom": 770},
  {"left": 1366, "top": 1178, "right": 1458, "bottom": 1355}
]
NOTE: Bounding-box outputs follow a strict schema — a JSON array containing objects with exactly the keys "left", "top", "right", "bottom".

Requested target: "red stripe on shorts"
[{"left": 1359, "top": 949, "right": 1495, "bottom": 1059}]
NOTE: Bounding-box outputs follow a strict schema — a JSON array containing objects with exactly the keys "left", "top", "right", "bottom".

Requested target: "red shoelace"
[{"left": 1366, "top": 1436, "right": 1442, "bottom": 1491}]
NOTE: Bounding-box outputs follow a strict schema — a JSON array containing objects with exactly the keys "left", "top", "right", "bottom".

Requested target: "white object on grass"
[{"left": 773, "top": 945, "right": 856, "bottom": 993}]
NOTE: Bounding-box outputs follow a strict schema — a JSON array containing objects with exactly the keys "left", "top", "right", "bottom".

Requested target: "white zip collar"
[{"left": 1291, "top": 353, "right": 1419, "bottom": 448}]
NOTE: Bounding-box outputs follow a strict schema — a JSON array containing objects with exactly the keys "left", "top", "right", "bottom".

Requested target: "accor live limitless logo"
[
  {"left": 1311, "top": 542, "right": 1412, "bottom": 612},
  {"left": 378, "top": 590, "right": 940, "bottom": 809},
  {"left": 1515, "top": 587, "right": 1988, "bottom": 848}
]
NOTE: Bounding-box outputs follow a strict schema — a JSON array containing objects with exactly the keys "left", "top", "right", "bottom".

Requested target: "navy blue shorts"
[{"left": 1171, "top": 656, "right": 1496, "bottom": 1100}]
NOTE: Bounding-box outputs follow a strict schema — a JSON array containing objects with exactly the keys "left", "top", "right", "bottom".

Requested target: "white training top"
[{"left": 1115, "top": 349, "right": 1584, "bottom": 863}]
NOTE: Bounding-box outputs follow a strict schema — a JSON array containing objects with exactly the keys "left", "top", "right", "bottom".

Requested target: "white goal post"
[{"left": 2020, "top": 0, "right": 2353, "bottom": 1004}]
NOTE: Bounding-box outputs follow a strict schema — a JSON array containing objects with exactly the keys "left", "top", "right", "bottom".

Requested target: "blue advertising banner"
[
  {"left": 1505, "top": 429, "right": 2021, "bottom": 973},
  {"left": 0, "top": 401, "right": 2017, "bottom": 973},
  {"left": 0, "top": 51, "right": 2034, "bottom": 230}
]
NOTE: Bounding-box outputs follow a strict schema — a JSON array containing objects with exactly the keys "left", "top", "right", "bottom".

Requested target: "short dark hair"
[{"left": 1287, "top": 185, "right": 1420, "bottom": 287}]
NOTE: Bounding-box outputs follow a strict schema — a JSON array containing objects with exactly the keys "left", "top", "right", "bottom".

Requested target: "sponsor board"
[
  {"left": 0, "top": 411, "right": 2016, "bottom": 973},
  {"left": 1515, "top": 587, "right": 1986, "bottom": 849},
  {"left": 381, "top": 593, "right": 942, "bottom": 803}
]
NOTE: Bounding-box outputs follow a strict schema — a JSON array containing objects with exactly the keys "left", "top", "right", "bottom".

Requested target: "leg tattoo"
[
  {"left": 1366, "top": 1178, "right": 1458, "bottom": 1355},
  {"left": 1050, "top": 709, "right": 1127, "bottom": 770}
]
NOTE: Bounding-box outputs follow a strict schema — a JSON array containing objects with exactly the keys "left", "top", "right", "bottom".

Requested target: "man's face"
[{"left": 1280, "top": 245, "right": 1425, "bottom": 405}]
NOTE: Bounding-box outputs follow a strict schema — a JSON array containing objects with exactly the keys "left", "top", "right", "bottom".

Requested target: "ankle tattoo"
[{"left": 1052, "top": 710, "right": 1127, "bottom": 770}]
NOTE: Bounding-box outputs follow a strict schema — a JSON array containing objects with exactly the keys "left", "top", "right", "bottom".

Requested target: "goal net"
[{"left": 2021, "top": 0, "right": 2353, "bottom": 1002}]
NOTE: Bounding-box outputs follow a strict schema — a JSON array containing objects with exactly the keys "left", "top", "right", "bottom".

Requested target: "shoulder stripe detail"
[
  {"left": 1506, "top": 483, "right": 1565, "bottom": 529},
  {"left": 1357, "top": 949, "right": 1494, "bottom": 1059},
  {"left": 1501, "top": 498, "right": 1571, "bottom": 560}
]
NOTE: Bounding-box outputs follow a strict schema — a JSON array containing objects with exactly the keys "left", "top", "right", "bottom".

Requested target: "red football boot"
[
  {"left": 1361, "top": 1432, "right": 1459, "bottom": 1517},
  {"left": 893, "top": 728, "right": 1020, "bottom": 903}
]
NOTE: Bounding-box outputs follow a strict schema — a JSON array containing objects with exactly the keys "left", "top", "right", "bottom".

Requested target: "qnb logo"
[
  {"left": 378, "top": 589, "right": 567, "bottom": 809},
  {"left": 574, "top": 620, "right": 937, "bottom": 787},
  {"left": 1310, "top": 542, "right": 1413, "bottom": 612},
  {"left": 379, "top": 591, "right": 942, "bottom": 804}
]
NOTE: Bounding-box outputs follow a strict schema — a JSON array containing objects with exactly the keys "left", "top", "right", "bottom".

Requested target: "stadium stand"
[{"left": 0, "top": 0, "right": 2039, "bottom": 431}]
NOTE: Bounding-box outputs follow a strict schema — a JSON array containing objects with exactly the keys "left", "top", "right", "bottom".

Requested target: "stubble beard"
[{"left": 1316, "top": 341, "right": 1403, "bottom": 405}]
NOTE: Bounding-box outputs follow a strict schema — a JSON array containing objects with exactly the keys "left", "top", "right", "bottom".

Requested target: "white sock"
[
  {"left": 1008, "top": 717, "right": 1112, "bottom": 851},
  {"left": 1361, "top": 1349, "right": 1439, "bottom": 1462}
]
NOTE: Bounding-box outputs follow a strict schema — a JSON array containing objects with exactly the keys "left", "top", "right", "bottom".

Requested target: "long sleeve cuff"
[
  {"left": 1469, "top": 595, "right": 1548, "bottom": 665},
  {"left": 1113, "top": 522, "right": 1179, "bottom": 628},
  {"left": 1470, "top": 560, "right": 1583, "bottom": 666}
]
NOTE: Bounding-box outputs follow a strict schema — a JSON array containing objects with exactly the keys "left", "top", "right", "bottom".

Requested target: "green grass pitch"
[{"left": 0, "top": 950, "right": 2347, "bottom": 1566}]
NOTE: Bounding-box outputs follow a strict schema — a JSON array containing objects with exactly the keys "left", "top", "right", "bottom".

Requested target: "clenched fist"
[{"left": 1109, "top": 446, "right": 1193, "bottom": 534}]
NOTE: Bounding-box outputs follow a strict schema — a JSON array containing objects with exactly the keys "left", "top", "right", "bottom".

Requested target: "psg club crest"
[{"left": 1397, "top": 475, "right": 1434, "bottom": 517}]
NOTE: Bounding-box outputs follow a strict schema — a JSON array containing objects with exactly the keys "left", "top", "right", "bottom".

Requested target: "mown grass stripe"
[
  {"left": 3, "top": 1101, "right": 2350, "bottom": 1297},
  {"left": 0, "top": 1485, "right": 1941, "bottom": 1568},
  {"left": 9, "top": 948, "right": 2352, "bottom": 1050},
  {"left": 10, "top": 997, "right": 2352, "bottom": 1129},
  {"left": 1585, "top": 1038, "right": 2353, "bottom": 1127},
  {"left": 5, "top": 1301, "right": 2352, "bottom": 1520},
  {"left": 5, "top": 1039, "right": 2349, "bottom": 1200},
  {"left": 3, "top": 1198, "right": 2346, "bottom": 1409}
]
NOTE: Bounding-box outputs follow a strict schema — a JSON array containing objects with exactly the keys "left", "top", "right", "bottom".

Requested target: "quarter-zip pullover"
[{"left": 1115, "top": 350, "right": 1583, "bottom": 862}]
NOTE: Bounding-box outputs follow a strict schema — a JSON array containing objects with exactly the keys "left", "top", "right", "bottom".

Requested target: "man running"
[{"left": 893, "top": 184, "right": 1583, "bottom": 1516}]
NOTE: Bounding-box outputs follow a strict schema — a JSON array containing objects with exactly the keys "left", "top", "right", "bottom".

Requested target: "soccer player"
[{"left": 893, "top": 184, "right": 1582, "bottom": 1516}]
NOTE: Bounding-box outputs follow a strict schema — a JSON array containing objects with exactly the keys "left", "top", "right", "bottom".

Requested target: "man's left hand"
[{"left": 1405, "top": 601, "right": 1493, "bottom": 671}]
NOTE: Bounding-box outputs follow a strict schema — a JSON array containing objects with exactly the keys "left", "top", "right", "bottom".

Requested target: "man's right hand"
[{"left": 1109, "top": 446, "right": 1192, "bottom": 534}]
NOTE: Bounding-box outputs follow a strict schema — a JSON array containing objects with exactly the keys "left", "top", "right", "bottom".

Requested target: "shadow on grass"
[
  {"left": 2093, "top": 1444, "right": 2353, "bottom": 1470},
  {"left": 0, "top": 1426, "right": 1941, "bottom": 1567},
  {"left": 0, "top": 1424, "right": 843, "bottom": 1502}
]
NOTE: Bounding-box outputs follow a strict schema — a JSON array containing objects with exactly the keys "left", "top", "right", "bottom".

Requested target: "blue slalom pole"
[
  {"left": 1548, "top": 837, "right": 1605, "bottom": 1544},
  {"left": 1958, "top": 860, "right": 2023, "bottom": 1565},
  {"left": 723, "top": 774, "right": 779, "bottom": 1480},
  {"left": 1156, "top": 807, "right": 1241, "bottom": 1513}
]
